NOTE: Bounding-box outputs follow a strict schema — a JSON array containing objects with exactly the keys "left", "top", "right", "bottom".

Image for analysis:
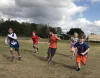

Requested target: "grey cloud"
[
  {"left": 15, "top": 0, "right": 70, "bottom": 8},
  {"left": 0, "top": 0, "right": 100, "bottom": 34},
  {"left": 0, "top": 0, "right": 68, "bottom": 24}
]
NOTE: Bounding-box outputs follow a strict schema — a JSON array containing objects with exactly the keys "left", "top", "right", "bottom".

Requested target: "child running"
[
  {"left": 46, "top": 29, "right": 61, "bottom": 63},
  {"left": 31, "top": 31, "right": 42, "bottom": 55},
  {"left": 71, "top": 34, "right": 89, "bottom": 72},
  {"left": 70, "top": 32, "right": 79, "bottom": 59},
  {"left": 5, "top": 28, "right": 21, "bottom": 61}
]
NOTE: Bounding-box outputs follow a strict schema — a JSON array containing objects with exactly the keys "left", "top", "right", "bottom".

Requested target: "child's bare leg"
[
  {"left": 33, "top": 45, "right": 38, "bottom": 53},
  {"left": 10, "top": 48, "right": 14, "bottom": 56},
  {"left": 36, "top": 45, "right": 38, "bottom": 53},
  {"left": 15, "top": 48, "right": 22, "bottom": 61},
  {"left": 47, "top": 48, "right": 51, "bottom": 61},
  {"left": 10, "top": 48, "right": 14, "bottom": 61},
  {"left": 17, "top": 51, "right": 22, "bottom": 61},
  {"left": 71, "top": 47, "right": 76, "bottom": 59},
  {"left": 17, "top": 51, "right": 21, "bottom": 56},
  {"left": 33, "top": 46, "right": 35, "bottom": 52},
  {"left": 37, "top": 46, "right": 38, "bottom": 53},
  {"left": 71, "top": 52, "right": 75, "bottom": 59},
  {"left": 76, "top": 62, "right": 81, "bottom": 71},
  {"left": 77, "top": 62, "right": 81, "bottom": 68},
  {"left": 73, "top": 52, "right": 75, "bottom": 56}
]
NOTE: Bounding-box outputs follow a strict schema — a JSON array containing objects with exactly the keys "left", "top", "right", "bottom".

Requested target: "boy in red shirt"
[
  {"left": 47, "top": 29, "right": 61, "bottom": 63},
  {"left": 31, "top": 31, "right": 42, "bottom": 54}
]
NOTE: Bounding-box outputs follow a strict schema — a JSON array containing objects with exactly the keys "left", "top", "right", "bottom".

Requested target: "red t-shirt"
[{"left": 31, "top": 35, "right": 39, "bottom": 44}]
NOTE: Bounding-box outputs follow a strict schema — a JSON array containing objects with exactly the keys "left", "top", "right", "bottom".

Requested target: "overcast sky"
[{"left": 0, "top": 0, "right": 100, "bottom": 35}]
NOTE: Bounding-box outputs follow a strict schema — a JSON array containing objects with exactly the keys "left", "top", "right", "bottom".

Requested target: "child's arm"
[
  {"left": 8, "top": 33, "right": 17, "bottom": 39},
  {"left": 5, "top": 37, "right": 8, "bottom": 44},
  {"left": 81, "top": 43, "right": 90, "bottom": 55},
  {"left": 30, "top": 38, "right": 32, "bottom": 41},
  {"left": 45, "top": 40, "right": 50, "bottom": 45},
  {"left": 39, "top": 37, "right": 42, "bottom": 40},
  {"left": 70, "top": 37, "right": 74, "bottom": 44},
  {"left": 30, "top": 37, "right": 33, "bottom": 42},
  {"left": 71, "top": 42, "right": 78, "bottom": 52},
  {"left": 81, "top": 48, "right": 89, "bottom": 55},
  {"left": 71, "top": 47, "right": 76, "bottom": 52},
  {"left": 55, "top": 36, "right": 61, "bottom": 40}
]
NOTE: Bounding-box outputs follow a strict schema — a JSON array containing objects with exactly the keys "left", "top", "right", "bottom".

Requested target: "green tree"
[{"left": 67, "top": 28, "right": 84, "bottom": 36}]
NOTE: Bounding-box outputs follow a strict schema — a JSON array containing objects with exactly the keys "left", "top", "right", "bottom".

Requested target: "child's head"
[
  {"left": 79, "top": 34, "right": 86, "bottom": 43},
  {"left": 32, "top": 31, "right": 36, "bottom": 36},
  {"left": 74, "top": 32, "right": 78, "bottom": 38},
  {"left": 49, "top": 29, "right": 56, "bottom": 35},
  {"left": 8, "top": 28, "right": 13, "bottom": 34}
]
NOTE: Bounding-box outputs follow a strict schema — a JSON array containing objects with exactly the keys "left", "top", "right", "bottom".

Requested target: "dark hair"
[
  {"left": 32, "top": 31, "right": 36, "bottom": 33},
  {"left": 79, "top": 34, "right": 86, "bottom": 39},
  {"left": 9, "top": 28, "right": 13, "bottom": 30},
  {"left": 8, "top": 28, "right": 13, "bottom": 31},
  {"left": 50, "top": 28, "right": 56, "bottom": 34}
]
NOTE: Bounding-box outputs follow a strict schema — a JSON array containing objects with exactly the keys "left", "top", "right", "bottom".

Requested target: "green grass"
[{"left": 0, "top": 37, "right": 100, "bottom": 78}]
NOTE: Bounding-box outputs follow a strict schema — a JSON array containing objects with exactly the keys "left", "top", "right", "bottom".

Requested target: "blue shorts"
[{"left": 10, "top": 41, "right": 19, "bottom": 52}]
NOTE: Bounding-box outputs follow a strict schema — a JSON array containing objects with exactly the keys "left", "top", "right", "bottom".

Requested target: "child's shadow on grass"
[
  {"left": 34, "top": 55, "right": 76, "bottom": 70},
  {"left": 24, "top": 49, "right": 33, "bottom": 52},
  {"left": 52, "top": 61, "right": 76, "bottom": 70},
  {"left": 56, "top": 53, "right": 71, "bottom": 58},
  {"left": 34, "top": 55, "right": 47, "bottom": 62},
  {"left": 2, "top": 54, "right": 20, "bottom": 61},
  {"left": 2, "top": 54, "right": 11, "bottom": 61}
]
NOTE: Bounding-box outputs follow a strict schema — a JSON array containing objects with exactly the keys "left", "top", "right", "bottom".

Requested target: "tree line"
[
  {"left": 0, "top": 19, "right": 62, "bottom": 38},
  {"left": 0, "top": 19, "right": 84, "bottom": 39}
]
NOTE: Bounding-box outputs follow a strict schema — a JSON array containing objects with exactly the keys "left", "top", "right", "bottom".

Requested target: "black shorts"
[{"left": 48, "top": 47, "right": 56, "bottom": 54}]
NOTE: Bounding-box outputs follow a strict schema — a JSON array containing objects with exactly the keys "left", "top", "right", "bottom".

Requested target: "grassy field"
[{"left": 0, "top": 37, "right": 100, "bottom": 78}]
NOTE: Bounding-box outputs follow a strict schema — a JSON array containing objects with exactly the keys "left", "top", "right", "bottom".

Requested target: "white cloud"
[
  {"left": 92, "top": 0, "right": 100, "bottom": 2},
  {"left": 0, "top": 0, "right": 100, "bottom": 35},
  {"left": 61, "top": 18, "right": 100, "bottom": 35},
  {"left": 94, "top": 20, "right": 100, "bottom": 26},
  {"left": 0, "top": 0, "right": 15, "bottom": 8}
]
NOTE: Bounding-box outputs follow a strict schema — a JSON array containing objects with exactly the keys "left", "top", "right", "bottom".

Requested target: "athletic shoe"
[
  {"left": 48, "top": 60, "right": 52, "bottom": 63},
  {"left": 82, "top": 63, "right": 86, "bottom": 66},
  {"left": 11, "top": 56, "right": 14, "bottom": 62},
  {"left": 84, "top": 64, "right": 86, "bottom": 66},
  {"left": 46, "top": 56, "right": 49, "bottom": 60},
  {"left": 48, "top": 58, "right": 52, "bottom": 63},
  {"left": 76, "top": 68, "right": 81, "bottom": 72},
  {"left": 71, "top": 56, "right": 74, "bottom": 59},
  {"left": 18, "top": 57, "right": 22, "bottom": 61},
  {"left": 34, "top": 51, "right": 37, "bottom": 55}
]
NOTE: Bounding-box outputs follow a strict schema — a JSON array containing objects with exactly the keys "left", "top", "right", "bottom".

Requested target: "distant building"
[{"left": 88, "top": 34, "right": 100, "bottom": 42}]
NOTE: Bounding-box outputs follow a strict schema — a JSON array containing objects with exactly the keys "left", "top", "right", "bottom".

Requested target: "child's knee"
[{"left": 10, "top": 48, "right": 13, "bottom": 51}]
